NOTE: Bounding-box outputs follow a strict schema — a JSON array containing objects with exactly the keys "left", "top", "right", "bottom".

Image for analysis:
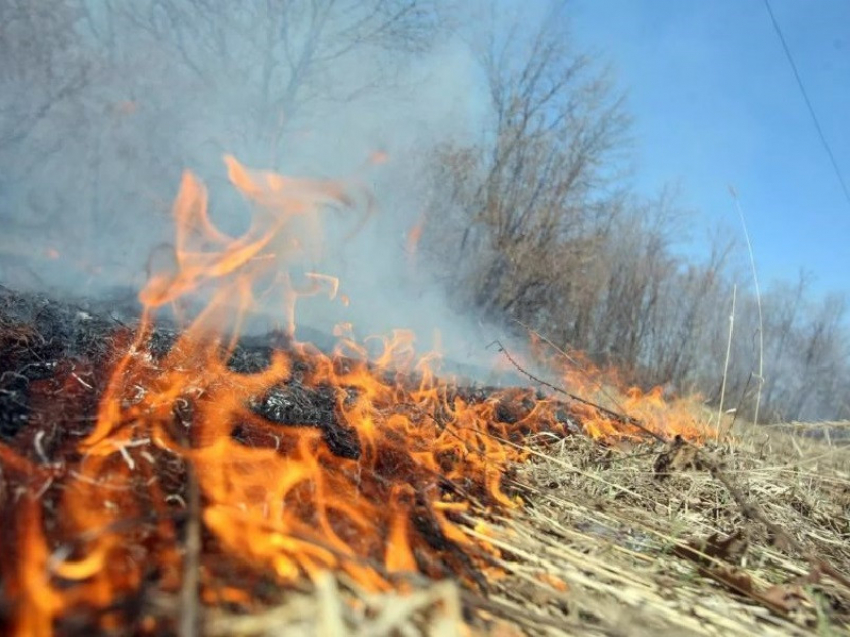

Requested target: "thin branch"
[
  {"left": 490, "top": 339, "right": 666, "bottom": 443},
  {"left": 178, "top": 464, "right": 201, "bottom": 637},
  {"left": 729, "top": 187, "right": 764, "bottom": 427},
  {"left": 717, "top": 283, "right": 736, "bottom": 438}
]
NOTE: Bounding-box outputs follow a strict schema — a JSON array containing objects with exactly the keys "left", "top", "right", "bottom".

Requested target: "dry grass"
[
  {"left": 204, "top": 573, "right": 464, "bottom": 637},
  {"left": 6, "top": 286, "right": 845, "bottom": 633},
  {"left": 202, "top": 414, "right": 849, "bottom": 636},
  {"left": 474, "top": 426, "right": 850, "bottom": 635}
]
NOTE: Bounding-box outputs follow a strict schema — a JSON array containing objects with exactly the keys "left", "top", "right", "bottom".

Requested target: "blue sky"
[{"left": 569, "top": 0, "right": 850, "bottom": 296}]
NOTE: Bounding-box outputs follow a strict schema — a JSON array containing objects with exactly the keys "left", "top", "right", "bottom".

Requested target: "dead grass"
[
  {"left": 201, "top": 416, "right": 849, "bottom": 636},
  {"left": 473, "top": 426, "right": 850, "bottom": 635},
  {"left": 204, "top": 573, "right": 464, "bottom": 637},
  {"left": 5, "top": 288, "right": 846, "bottom": 634}
]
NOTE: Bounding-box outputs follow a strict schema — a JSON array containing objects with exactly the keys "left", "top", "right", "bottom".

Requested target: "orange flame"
[
  {"left": 0, "top": 155, "right": 707, "bottom": 634},
  {"left": 405, "top": 215, "right": 426, "bottom": 265}
]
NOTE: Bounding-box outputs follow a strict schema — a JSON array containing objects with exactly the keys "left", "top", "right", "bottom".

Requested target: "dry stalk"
[
  {"left": 717, "top": 283, "right": 736, "bottom": 438},
  {"left": 178, "top": 464, "right": 201, "bottom": 637},
  {"left": 730, "top": 187, "right": 765, "bottom": 426}
]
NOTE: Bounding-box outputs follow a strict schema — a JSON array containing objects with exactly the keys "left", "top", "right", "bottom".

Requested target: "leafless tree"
[
  {"left": 421, "top": 4, "right": 850, "bottom": 421},
  {"left": 423, "top": 2, "right": 629, "bottom": 322},
  {"left": 2, "top": 0, "right": 848, "bottom": 420},
  {"left": 109, "top": 0, "right": 443, "bottom": 164},
  {"left": 0, "top": 0, "right": 446, "bottom": 288}
]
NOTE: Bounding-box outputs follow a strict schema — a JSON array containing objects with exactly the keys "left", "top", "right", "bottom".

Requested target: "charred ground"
[{"left": 1, "top": 285, "right": 849, "bottom": 636}]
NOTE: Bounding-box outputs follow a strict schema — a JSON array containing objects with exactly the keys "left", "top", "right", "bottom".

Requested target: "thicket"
[
  {"left": 419, "top": 5, "right": 850, "bottom": 422},
  {"left": 1, "top": 1, "right": 846, "bottom": 422}
]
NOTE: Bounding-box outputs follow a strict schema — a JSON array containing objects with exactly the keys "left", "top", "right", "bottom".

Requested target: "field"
[{"left": 202, "top": 408, "right": 850, "bottom": 636}]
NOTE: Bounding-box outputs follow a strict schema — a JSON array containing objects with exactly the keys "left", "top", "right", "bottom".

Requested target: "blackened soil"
[
  {"left": 0, "top": 286, "right": 578, "bottom": 450},
  {"left": 0, "top": 285, "right": 120, "bottom": 439}
]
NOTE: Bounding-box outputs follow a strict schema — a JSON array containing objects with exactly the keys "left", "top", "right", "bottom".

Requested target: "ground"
[
  {"left": 1, "top": 285, "right": 848, "bottom": 635},
  {"left": 204, "top": 417, "right": 850, "bottom": 636}
]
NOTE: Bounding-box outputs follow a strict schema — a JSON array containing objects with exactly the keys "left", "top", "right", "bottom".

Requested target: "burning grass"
[
  {"left": 1, "top": 155, "right": 848, "bottom": 635},
  {"left": 2, "top": 295, "right": 850, "bottom": 636},
  {"left": 195, "top": 417, "right": 850, "bottom": 636}
]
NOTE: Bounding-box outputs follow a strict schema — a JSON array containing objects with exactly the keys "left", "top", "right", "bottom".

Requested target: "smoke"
[{"left": 0, "top": 1, "right": 516, "bottom": 379}]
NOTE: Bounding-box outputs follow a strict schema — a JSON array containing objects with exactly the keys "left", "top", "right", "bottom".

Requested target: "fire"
[
  {"left": 406, "top": 215, "right": 426, "bottom": 263},
  {"left": 0, "top": 155, "right": 707, "bottom": 635},
  {"left": 522, "top": 332, "right": 712, "bottom": 441}
]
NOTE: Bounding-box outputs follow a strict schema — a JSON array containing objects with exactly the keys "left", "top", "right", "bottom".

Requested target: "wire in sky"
[{"left": 762, "top": 0, "right": 850, "bottom": 210}]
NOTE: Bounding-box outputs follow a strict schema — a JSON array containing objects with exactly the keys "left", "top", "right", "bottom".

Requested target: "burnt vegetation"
[
  {"left": 0, "top": 285, "right": 587, "bottom": 633},
  {"left": 1, "top": 1, "right": 850, "bottom": 635}
]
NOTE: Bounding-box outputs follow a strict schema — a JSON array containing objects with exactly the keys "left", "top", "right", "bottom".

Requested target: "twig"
[
  {"left": 179, "top": 465, "right": 201, "bottom": 637},
  {"left": 512, "top": 319, "right": 632, "bottom": 409},
  {"left": 702, "top": 452, "right": 850, "bottom": 590},
  {"left": 492, "top": 339, "right": 666, "bottom": 444}
]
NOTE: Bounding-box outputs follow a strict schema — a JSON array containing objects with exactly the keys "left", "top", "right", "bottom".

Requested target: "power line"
[{"left": 762, "top": 0, "right": 850, "bottom": 210}]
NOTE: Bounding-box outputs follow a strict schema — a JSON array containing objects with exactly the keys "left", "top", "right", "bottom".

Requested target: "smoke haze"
[{"left": 0, "top": 1, "right": 518, "bottom": 377}]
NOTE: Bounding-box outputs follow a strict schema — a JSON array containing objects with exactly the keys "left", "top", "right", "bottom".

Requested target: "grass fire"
[
  {"left": 2, "top": 155, "right": 849, "bottom": 635},
  {"left": 2, "top": 2, "right": 850, "bottom": 635}
]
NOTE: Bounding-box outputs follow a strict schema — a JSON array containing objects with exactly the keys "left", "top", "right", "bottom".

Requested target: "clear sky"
[{"left": 569, "top": 0, "right": 850, "bottom": 296}]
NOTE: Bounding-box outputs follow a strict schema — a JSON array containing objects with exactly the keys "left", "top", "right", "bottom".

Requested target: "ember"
[{"left": 0, "top": 157, "right": 703, "bottom": 635}]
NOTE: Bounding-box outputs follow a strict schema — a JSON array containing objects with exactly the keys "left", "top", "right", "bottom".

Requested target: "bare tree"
[
  {"left": 760, "top": 273, "right": 808, "bottom": 416},
  {"left": 0, "top": 0, "right": 446, "bottom": 290},
  {"left": 111, "top": 0, "right": 443, "bottom": 164},
  {"left": 423, "top": 2, "right": 629, "bottom": 326},
  {"left": 0, "top": 0, "right": 90, "bottom": 152}
]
